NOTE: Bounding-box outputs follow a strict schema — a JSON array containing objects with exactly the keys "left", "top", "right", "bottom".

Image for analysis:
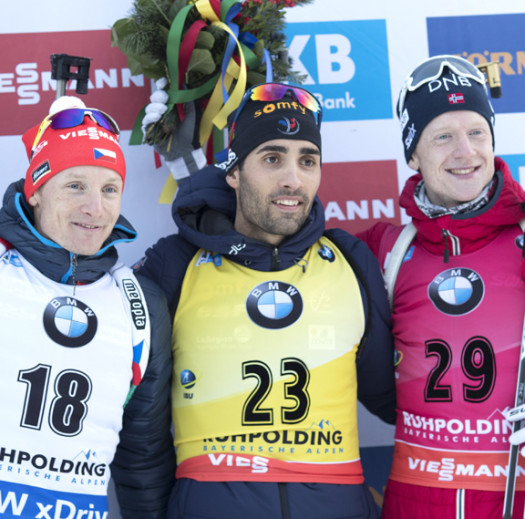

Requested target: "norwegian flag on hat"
[{"left": 448, "top": 92, "right": 465, "bottom": 104}]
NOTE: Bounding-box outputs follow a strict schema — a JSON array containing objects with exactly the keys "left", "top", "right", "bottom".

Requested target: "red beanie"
[{"left": 22, "top": 98, "right": 126, "bottom": 201}]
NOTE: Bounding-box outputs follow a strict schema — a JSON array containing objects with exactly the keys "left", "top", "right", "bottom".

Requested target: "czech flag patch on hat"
[{"left": 94, "top": 148, "right": 118, "bottom": 163}]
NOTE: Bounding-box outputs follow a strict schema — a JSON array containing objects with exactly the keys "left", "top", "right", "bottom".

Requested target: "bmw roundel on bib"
[
  {"left": 246, "top": 281, "right": 303, "bottom": 329},
  {"left": 43, "top": 296, "right": 98, "bottom": 347},
  {"left": 428, "top": 268, "right": 484, "bottom": 316}
]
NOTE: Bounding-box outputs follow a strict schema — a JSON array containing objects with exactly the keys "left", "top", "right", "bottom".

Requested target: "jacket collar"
[{"left": 400, "top": 157, "right": 525, "bottom": 255}]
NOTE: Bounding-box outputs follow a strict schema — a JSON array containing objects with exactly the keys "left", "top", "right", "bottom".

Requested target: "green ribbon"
[{"left": 129, "top": 105, "right": 146, "bottom": 145}]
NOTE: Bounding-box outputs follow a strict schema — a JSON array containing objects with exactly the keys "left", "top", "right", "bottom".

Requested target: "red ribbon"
[
  {"left": 210, "top": 0, "right": 221, "bottom": 18},
  {"left": 177, "top": 19, "right": 208, "bottom": 121}
]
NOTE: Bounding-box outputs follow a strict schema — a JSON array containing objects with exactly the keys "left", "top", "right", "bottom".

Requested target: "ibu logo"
[{"left": 285, "top": 20, "right": 392, "bottom": 121}]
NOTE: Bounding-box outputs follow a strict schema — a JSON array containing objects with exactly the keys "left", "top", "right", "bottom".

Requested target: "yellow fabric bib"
[{"left": 172, "top": 237, "right": 366, "bottom": 483}]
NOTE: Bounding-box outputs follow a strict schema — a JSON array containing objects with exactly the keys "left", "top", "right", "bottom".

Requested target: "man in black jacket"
[{"left": 138, "top": 83, "right": 396, "bottom": 519}]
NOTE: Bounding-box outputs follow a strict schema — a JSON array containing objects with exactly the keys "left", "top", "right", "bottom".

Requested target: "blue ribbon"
[{"left": 220, "top": 3, "right": 243, "bottom": 102}]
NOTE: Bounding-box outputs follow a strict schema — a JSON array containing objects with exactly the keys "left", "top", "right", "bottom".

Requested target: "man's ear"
[
  {"left": 225, "top": 166, "right": 239, "bottom": 190},
  {"left": 408, "top": 155, "right": 419, "bottom": 172},
  {"left": 27, "top": 192, "right": 39, "bottom": 208}
]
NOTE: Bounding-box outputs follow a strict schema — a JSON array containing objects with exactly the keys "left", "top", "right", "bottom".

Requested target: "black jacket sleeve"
[
  {"left": 136, "top": 234, "right": 198, "bottom": 319},
  {"left": 110, "top": 275, "right": 176, "bottom": 519},
  {"left": 325, "top": 228, "right": 397, "bottom": 425}
]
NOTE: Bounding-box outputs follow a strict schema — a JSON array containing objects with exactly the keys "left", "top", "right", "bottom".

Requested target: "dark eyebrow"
[
  {"left": 256, "top": 144, "right": 320, "bottom": 156},
  {"left": 300, "top": 147, "right": 321, "bottom": 156},
  {"left": 256, "top": 144, "right": 287, "bottom": 154}
]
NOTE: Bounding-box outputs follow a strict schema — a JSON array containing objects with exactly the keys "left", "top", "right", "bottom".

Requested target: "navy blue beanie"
[
  {"left": 398, "top": 68, "right": 495, "bottom": 163},
  {"left": 219, "top": 95, "right": 321, "bottom": 172}
]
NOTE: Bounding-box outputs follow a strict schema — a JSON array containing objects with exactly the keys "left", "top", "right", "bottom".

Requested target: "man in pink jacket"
[{"left": 358, "top": 55, "right": 525, "bottom": 518}]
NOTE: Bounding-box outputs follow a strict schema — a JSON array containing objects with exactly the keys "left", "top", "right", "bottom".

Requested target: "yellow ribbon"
[
  {"left": 199, "top": 58, "right": 240, "bottom": 146},
  {"left": 158, "top": 174, "right": 179, "bottom": 204},
  {"left": 195, "top": 0, "right": 220, "bottom": 22},
  {"left": 159, "top": 0, "right": 248, "bottom": 203},
  {"left": 195, "top": 0, "right": 247, "bottom": 145}
]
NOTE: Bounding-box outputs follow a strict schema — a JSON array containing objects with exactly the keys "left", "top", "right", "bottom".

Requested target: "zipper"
[
  {"left": 294, "top": 258, "right": 308, "bottom": 273},
  {"left": 441, "top": 229, "right": 461, "bottom": 263},
  {"left": 271, "top": 247, "right": 281, "bottom": 271},
  {"left": 278, "top": 483, "right": 290, "bottom": 519},
  {"left": 521, "top": 226, "right": 525, "bottom": 281},
  {"left": 71, "top": 253, "right": 78, "bottom": 295}
]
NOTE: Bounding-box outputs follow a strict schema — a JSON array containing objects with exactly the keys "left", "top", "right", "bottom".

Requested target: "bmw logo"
[
  {"left": 43, "top": 297, "right": 97, "bottom": 347},
  {"left": 246, "top": 281, "right": 303, "bottom": 329},
  {"left": 318, "top": 245, "right": 335, "bottom": 262},
  {"left": 428, "top": 268, "right": 484, "bottom": 315}
]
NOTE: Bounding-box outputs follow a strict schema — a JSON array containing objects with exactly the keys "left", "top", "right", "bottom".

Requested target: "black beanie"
[
  {"left": 398, "top": 68, "right": 495, "bottom": 163},
  {"left": 218, "top": 94, "right": 321, "bottom": 172}
]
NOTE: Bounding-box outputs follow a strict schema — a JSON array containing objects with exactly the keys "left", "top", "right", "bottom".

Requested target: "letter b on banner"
[
  {"left": 316, "top": 34, "right": 355, "bottom": 84},
  {"left": 285, "top": 20, "right": 392, "bottom": 121}
]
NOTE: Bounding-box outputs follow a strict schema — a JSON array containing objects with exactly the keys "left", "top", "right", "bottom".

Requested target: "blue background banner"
[
  {"left": 286, "top": 20, "right": 392, "bottom": 121},
  {"left": 428, "top": 14, "right": 525, "bottom": 113}
]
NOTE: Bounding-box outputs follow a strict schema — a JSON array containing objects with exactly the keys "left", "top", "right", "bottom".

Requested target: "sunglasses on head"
[
  {"left": 31, "top": 108, "right": 120, "bottom": 154},
  {"left": 397, "top": 55, "right": 487, "bottom": 118},
  {"left": 228, "top": 82, "right": 322, "bottom": 146},
  {"left": 247, "top": 83, "right": 322, "bottom": 117}
]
